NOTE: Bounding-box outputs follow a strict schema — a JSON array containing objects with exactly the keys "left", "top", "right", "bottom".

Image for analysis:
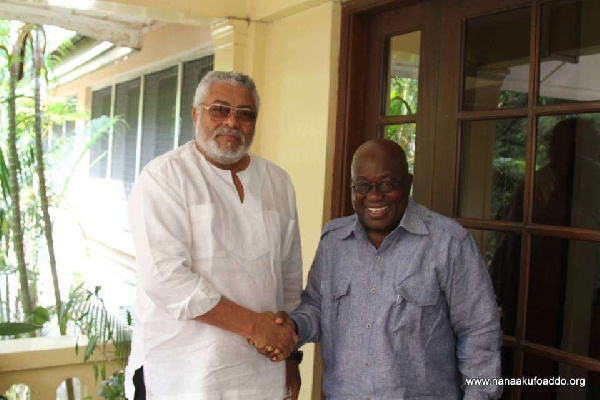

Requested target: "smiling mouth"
[{"left": 366, "top": 206, "right": 389, "bottom": 217}]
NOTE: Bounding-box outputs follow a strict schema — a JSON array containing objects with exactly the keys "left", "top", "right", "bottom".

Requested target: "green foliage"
[
  {"left": 31, "top": 305, "right": 50, "bottom": 325},
  {"left": 388, "top": 76, "right": 418, "bottom": 116},
  {"left": 60, "top": 285, "right": 132, "bottom": 368},
  {"left": 0, "top": 321, "right": 41, "bottom": 335},
  {"left": 97, "top": 370, "right": 126, "bottom": 400},
  {"left": 386, "top": 76, "right": 419, "bottom": 175}
]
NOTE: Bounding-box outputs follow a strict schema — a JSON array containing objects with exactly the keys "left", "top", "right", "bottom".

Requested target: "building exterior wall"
[{"left": 255, "top": 2, "right": 341, "bottom": 398}]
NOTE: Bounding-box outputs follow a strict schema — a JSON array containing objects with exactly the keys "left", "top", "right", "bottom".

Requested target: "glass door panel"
[
  {"left": 386, "top": 32, "right": 421, "bottom": 116},
  {"left": 527, "top": 237, "right": 600, "bottom": 361},
  {"left": 539, "top": 0, "right": 600, "bottom": 104},
  {"left": 463, "top": 7, "right": 531, "bottom": 110},
  {"left": 458, "top": 119, "right": 527, "bottom": 221},
  {"left": 534, "top": 114, "right": 600, "bottom": 230}
]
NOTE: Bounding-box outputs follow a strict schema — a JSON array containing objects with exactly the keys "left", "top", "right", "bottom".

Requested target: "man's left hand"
[{"left": 286, "top": 358, "right": 301, "bottom": 400}]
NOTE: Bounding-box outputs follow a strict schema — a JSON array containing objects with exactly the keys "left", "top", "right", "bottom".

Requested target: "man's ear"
[{"left": 192, "top": 106, "right": 199, "bottom": 126}]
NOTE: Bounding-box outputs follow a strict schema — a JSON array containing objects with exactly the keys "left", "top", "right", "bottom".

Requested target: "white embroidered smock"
[{"left": 124, "top": 141, "right": 303, "bottom": 399}]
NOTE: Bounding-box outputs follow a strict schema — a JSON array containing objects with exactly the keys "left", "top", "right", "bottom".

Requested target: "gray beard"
[{"left": 196, "top": 126, "right": 253, "bottom": 165}]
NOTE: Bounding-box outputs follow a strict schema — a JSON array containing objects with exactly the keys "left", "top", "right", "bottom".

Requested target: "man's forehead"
[{"left": 206, "top": 82, "right": 254, "bottom": 103}]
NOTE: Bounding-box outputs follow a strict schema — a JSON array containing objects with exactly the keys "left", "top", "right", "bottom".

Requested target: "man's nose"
[
  {"left": 366, "top": 185, "right": 384, "bottom": 200},
  {"left": 223, "top": 110, "right": 240, "bottom": 127}
]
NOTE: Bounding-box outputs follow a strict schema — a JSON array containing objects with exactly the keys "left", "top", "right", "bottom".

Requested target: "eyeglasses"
[
  {"left": 201, "top": 103, "right": 257, "bottom": 125},
  {"left": 351, "top": 180, "right": 403, "bottom": 195}
]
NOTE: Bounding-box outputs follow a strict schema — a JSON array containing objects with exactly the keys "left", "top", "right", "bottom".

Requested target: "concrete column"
[{"left": 211, "top": 18, "right": 250, "bottom": 72}]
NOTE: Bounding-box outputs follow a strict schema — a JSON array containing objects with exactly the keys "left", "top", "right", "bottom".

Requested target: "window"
[
  {"left": 89, "top": 54, "right": 214, "bottom": 185},
  {"left": 89, "top": 87, "right": 111, "bottom": 178},
  {"left": 111, "top": 78, "right": 140, "bottom": 190},
  {"left": 179, "top": 55, "right": 214, "bottom": 146},
  {"left": 139, "top": 66, "right": 178, "bottom": 171}
]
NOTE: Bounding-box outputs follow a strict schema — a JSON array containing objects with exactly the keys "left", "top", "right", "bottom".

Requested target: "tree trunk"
[
  {"left": 32, "top": 28, "right": 75, "bottom": 400},
  {"left": 33, "top": 33, "right": 62, "bottom": 329},
  {"left": 7, "top": 63, "right": 33, "bottom": 318}
]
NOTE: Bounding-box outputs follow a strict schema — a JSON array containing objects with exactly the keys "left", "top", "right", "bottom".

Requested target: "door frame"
[{"left": 332, "top": 0, "right": 440, "bottom": 219}]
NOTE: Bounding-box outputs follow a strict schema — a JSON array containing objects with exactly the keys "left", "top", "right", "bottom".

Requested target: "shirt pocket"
[
  {"left": 189, "top": 204, "right": 217, "bottom": 259},
  {"left": 321, "top": 280, "right": 351, "bottom": 327},
  {"left": 390, "top": 278, "right": 440, "bottom": 336}
]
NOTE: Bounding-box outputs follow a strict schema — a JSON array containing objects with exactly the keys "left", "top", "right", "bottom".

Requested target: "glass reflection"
[
  {"left": 539, "top": 0, "right": 600, "bottom": 104},
  {"left": 463, "top": 8, "right": 531, "bottom": 110},
  {"left": 535, "top": 115, "right": 600, "bottom": 230},
  {"left": 526, "top": 237, "right": 600, "bottom": 363},
  {"left": 458, "top": 119, "right": 527, "bottom": 221},
  {"left": 385, "top": 124, "right": 416, "bottom": 175},
  {"left": 386, "top": 32, "right": 420, "bottom": 116},
  {"left": 470, "top": 229, "right": 521, "bottom": 336}
]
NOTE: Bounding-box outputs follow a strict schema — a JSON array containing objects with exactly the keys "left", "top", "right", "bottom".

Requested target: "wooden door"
[{"left": 334, "top": 0, "right": 600, "bottom": 399}]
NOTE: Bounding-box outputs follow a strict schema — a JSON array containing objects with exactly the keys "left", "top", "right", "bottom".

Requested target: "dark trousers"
[{"left": 133, "top": 366, "right": 146, "bottom": 400}]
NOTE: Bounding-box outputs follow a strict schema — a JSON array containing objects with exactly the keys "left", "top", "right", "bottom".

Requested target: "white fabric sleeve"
[
  {"left": 281, "top": 202, "right": 303, "bottom": 313},
  {"left": 129, "top": 169, "right": 221, "bottom": 321}
]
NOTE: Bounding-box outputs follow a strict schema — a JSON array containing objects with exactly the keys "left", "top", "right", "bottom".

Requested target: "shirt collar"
[
  {"left": 397, "top": 198, "right": 429, "bottom": 236},
  {"left": 344, "top": 198, "right": 429, "bottom": 240}
]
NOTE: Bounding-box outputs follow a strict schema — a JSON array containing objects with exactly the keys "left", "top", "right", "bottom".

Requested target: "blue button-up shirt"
[{"left": 291, "top": 199, "right": 502, "bottom": 399}]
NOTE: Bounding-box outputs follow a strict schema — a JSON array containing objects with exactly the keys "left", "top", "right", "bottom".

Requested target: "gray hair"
[{"left": 193, "top": 70, "right": 260, "bottom": 112}]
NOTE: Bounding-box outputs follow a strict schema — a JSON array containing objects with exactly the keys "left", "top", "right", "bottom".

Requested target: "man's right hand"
[{"left": 249, "top": 311, "right": 298, "bottom": 359}]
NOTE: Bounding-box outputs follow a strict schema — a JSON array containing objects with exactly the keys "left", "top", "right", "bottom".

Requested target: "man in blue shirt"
[{"left": 266, "top": 139, "right": 502, "bottom": 399}]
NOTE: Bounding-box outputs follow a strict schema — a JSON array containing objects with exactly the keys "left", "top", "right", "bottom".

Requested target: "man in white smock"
[{"left": 124, "top": 71, "right": 303, "bottom": 399}]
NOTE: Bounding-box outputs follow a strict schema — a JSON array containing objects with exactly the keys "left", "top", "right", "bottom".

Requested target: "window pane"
[
  {"left": 539, "top": 0, "right": 600, "bottom": 104},
  {"left": 140, "top": 67, "right": 178, "bottom": 171},
  {"left": 534, "top": 114, "right": 600, "bottom": 229},
  {"left": 463, "top": 8, "right": 531, "bottom": 110},
  {"left": 385, "top": 31, "right": 420, "bottom": 116},
  {"left": 469, "top": 229, "right": 521, "bottom": 336},
  {"left": 111, "top": 78, "right": 140, "bottom": 193},
  {"left": 523, "top": 353, "right": 599, "bottom": 399},
  {"left": 384, "top": 123, "right": 416, "bottom": 174},
  {"left": 526, "top": 237, "right": 600, "bottom": 362},
  {"left": 178, "top": 55, "right": 214, "bottom": 146},
  {"left": 458, "top": 119, "right": 527, "bottom": 221},
  {"left": 90, "top": 87, "right": 112, "bottom": 178}
]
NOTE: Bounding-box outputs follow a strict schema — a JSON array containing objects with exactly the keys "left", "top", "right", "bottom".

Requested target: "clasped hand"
[{"left": 248, "top": 311, "right": 297, "bottom": 362}]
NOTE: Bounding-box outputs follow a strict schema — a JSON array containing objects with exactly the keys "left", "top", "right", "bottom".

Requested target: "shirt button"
[
  {"left": 415, "top": 300, "right": 420, "bottom": 305},
  {"left": 375, "top": 255, "right": 381, "bottom": 261},
  {"left": 370, "top": 287, "right": 376, "bottom": 294},
  {"left": 366, "top": 323, "right": 372, "bottom": 330},
  {"left": 365, "top": 362, "right": 370, "bottom": 367}
]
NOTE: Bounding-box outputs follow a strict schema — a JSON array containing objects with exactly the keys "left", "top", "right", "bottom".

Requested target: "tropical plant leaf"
[
  {"left": 0, "top": 322, "right": 42, "bottom": 335},
  {"left": 84, "top": 335, "right": 97, "bottom": 362},
  {"left": 64, "top": 286, "right": 131, "bottom": 365}
]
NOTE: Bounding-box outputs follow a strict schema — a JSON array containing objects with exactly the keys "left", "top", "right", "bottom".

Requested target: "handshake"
[{"left": 248, "top": 311, "right": 298, "bottom": 362}]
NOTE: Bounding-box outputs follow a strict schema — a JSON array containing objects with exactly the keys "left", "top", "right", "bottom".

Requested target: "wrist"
[
  {"left": 287, "top": 350, "right": 303, "bottom": 363},
  {"left": 247, "top": 310, "right": 262, "bottom": 340}
]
